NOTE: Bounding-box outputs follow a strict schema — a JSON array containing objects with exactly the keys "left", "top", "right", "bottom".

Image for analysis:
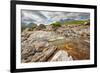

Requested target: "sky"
[{"left": 21, "top": 10, "right": 90, "bottom": 25}]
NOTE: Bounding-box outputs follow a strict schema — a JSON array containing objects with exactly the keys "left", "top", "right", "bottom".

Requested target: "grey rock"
[
  {"left": 33, "top": 40, "right": 49, "bottom": 52},
  {"left": 21, "top": 46, "right": 36, "bottom": 60},
  {"left": 50, "top": 50, "right": 73, "bottom": 61},
  {"left": 31, "top": 53, "right": 44, "bottom": 62}
]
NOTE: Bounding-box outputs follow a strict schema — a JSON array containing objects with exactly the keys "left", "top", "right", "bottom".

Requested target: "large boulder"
[{"left": 50, "top": 50, "right": 73, "bottom": 61}]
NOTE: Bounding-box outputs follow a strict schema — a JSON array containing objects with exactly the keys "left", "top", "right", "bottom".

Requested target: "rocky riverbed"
[{"left": 21, "top": 24, "right": 90, "bottom": 63}]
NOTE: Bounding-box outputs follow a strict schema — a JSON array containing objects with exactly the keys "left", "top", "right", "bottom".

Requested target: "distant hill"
[
  {"left": 22, "top": 22, "right": 37, "bottom": 28},
  {"left": 21, "top": 22, "right": 37, "bottom": 31},
  {"left": 59, "top": 18, "right": 75, "bottom": 23}
]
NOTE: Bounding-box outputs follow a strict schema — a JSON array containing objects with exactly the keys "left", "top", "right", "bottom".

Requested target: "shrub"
[
  {"left": 36, "top": 24, "right": 46, "bottom": 30},
  {"left": 51, "top": 22, "right": 61, "bottom": 31},
  {"left": 51, "top": 22, "right": 61, "bottom": 27},
  {"left": 32, "top": 24, "right": 37, "bottom": 29}
]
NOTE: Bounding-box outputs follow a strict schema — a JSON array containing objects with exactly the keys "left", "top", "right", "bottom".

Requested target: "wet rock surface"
[{"left": 21, "top": 24, "right": 90, "bottom": 63}]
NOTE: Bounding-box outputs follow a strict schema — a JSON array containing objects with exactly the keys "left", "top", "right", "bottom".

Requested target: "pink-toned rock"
[
  {"left": 50, "top": 50, "right": 73, "bottom": 61},
  {"left": 33, "top": 41, "right": 49, "bottom": 52}
]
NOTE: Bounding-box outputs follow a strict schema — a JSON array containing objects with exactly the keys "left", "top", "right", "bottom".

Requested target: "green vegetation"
[
  {"left": 31, "top": 24, "right": 37, "bottom": 29},
  {"left": 21, "top": 23, "right": 37, "bottom": 32},
  {"left": 21, "top": 27, "right": 26, "bottom": 32},
  {"left": 51, "top": 22, "right": 61, "bottom": 27},
  {"left": 63, "top": 20, "right": 90, "bottom": 25},
  {"left": 50, "top": 20, "right": 90, "bottom": 27},
  {"left": 50, "top": 22, "right": 61, "bottom": 31}
]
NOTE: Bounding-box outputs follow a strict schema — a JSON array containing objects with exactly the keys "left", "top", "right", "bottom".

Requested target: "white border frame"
[{"left": 16, "top": 4, "right": 94, "bottom": 69}]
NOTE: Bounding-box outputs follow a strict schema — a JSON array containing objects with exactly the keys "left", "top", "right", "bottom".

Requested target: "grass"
[
  {"left": 63, "top": 20, "right": 90, "bottom": 25},
  {"left": 51, "top": 22, "right": 61, "bottom": 27}
]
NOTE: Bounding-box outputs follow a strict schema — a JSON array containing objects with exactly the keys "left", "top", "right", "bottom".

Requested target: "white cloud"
[{"left": 21, "top": 10, "right": 90, "bottom": 25}]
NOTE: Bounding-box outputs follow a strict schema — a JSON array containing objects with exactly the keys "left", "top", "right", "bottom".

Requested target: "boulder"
[
  {"left": 35, "top": 24, "right": 46, "bottom": 30},
  {"left": 50, "top": 50, "right": 73, "bottom": 61},
  {"left": 84, "top": 22, "right": 90, "bottom": 25}
]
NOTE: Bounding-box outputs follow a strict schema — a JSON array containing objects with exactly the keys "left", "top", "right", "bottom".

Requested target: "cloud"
[{"left": 21, "top": 10, "right": 90, "bottom": 25}]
